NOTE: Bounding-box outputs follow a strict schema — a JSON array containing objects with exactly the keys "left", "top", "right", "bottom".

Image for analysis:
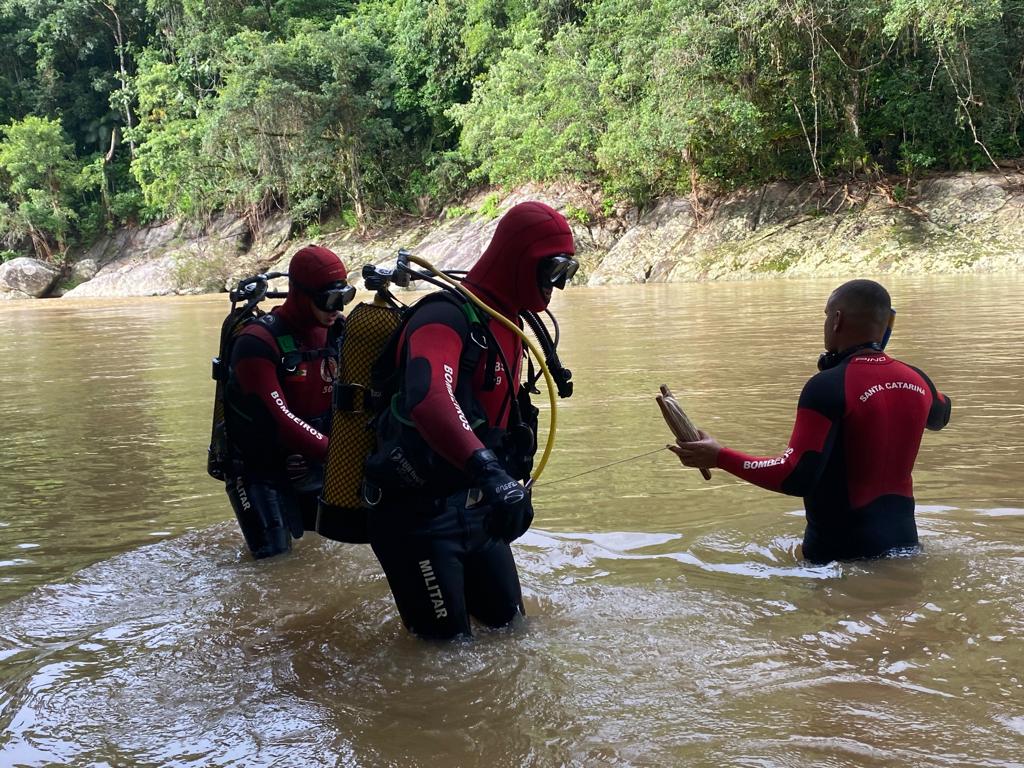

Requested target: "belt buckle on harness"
[{"left": 334, "top": 382, "right": 367, "bottom": 412}]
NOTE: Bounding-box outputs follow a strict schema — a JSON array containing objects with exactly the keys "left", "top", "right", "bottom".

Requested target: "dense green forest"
[{"left": 1, "top": 0, "right": 1022, "bottom": 262}]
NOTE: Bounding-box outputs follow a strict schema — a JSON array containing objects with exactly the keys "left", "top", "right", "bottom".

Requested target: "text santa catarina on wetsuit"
[{"left": 716, "top": 352, "right": 951, "bottom": 563}]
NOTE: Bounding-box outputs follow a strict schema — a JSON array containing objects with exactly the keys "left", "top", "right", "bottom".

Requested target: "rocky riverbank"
[{"left": 1, "top": 169, "right": 1021, "bottom": 300}]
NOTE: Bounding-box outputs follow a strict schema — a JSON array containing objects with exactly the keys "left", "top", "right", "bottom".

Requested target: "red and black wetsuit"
[
  {"left": 227, "top": 304, "right": 334, "bottom": 474},
  {"left": 222, "top": 245, "right": 347, "bottom": 559},
  {"left": 368, "top": 201, "right": 575, "bottom": 639},
  {"left": 399, "top": 298, "right": 522, "bottom": 466},
  {"left": 716, "top": 351, "right": 951, "bottom": 563}
]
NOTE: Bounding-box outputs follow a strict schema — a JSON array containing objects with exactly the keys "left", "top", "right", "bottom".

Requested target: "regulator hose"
[
  {"left": 521, "top": 309, "right": 573, "bottom": 399},
  {"left": 397, "top": 252, "right": 562, "bottom": 485}
]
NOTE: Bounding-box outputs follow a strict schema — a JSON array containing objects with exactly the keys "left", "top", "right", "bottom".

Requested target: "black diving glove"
[
  {"left": 285, "top": 454, "right": 323, "bottom": 495},
  {"left": 286, "top": 454, "right": 310, "bottom": 483},
  {"left": 467, "top": 448, "right": 534, "bottom": 543}
]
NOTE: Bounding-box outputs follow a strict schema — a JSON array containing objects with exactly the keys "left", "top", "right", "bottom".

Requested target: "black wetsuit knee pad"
[
  {"left": 226, "top": 476, "right": 294, "bottom": 559},
  {"left": 370, "top": 493, "right": 524, "bottom": 638}
]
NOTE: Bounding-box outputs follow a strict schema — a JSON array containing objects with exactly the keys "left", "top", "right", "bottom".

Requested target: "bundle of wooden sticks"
[{"left": 656, "top": 384, "right": 712, "bottom": 481}]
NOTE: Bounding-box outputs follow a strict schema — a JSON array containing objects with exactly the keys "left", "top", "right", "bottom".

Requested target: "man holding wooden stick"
[{"left": 669, "top": 279, "right": 951, "bottom": 564}]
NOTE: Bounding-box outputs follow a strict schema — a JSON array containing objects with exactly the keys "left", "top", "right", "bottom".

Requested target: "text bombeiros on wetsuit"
[
  {"left": 269, "top": 390, "right": 325, "bottom": 439},
  {"left": 743, "top": 447, "right": 794, "bottom": 470},
  {"left": 443, "top": 364, "right": 472, "bottom": 432}
]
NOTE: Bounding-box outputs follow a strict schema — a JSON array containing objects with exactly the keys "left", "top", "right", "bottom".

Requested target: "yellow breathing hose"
[{"left": 404, "top": 253, "right": 559, "bottom": 485}]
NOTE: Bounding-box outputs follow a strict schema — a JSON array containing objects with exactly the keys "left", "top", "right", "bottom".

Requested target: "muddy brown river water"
[{"left": 0, "top": 275, "right": 1021, "bottom": 766}]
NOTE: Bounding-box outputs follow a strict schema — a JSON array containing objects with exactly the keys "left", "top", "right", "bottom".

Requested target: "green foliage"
[
  {"left": 477, "top": 192, "right": 501, "bottom": 219},
  {"left": 5, "top": 0, "right": 155, "bottom": 228},
  {"left": 0, "top": 115, "right": 101, "bottom": 260},
  {"left": 0, "top": 250, "right": 20, "bottom": 263},
  {"left": 564, "top": 204, "right": 590, "bottom": 225},
  {"left": 340, "top": 208, "right": 359, "bottom": 229},
  {"left": 897, "top": 144, "right": 937, "bottom": 181},
  {"left": 0, "top": 116, "right": 77, "bottom": 195},
  {"left": 0, "top": 9, "right": 35, "bottom": 127},
  {"left": 457, "top": 0, "right": 1023, "bottom": 203},
  {"left": 1, "top": 0, "right": 1022, "bottom": 240},
  {"left": 108, "top": 188, "right": 148, "bottom": 223},
  {"left": 453, "top": 19, "right": 607, "bottom": 188}
]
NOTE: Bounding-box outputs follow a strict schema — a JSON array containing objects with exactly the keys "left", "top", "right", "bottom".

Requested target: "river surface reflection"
[{"left": 1, "top": 276, "right": 1022, "bottom": 766}]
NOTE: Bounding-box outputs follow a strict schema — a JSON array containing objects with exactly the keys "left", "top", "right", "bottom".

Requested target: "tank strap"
[
  {"left": 456, "top": 298, "right": 489, "bottom": 391},
  {"left": 252, "top": 315, "right": 336, "bottom": 375}
]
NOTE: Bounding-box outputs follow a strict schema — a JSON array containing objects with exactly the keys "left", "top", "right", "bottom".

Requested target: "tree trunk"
[
  {"left": 100, "top": 2, "right": 136, "bottom": 157},
  {"left": 845, "top": 78, "right": 861, "bottom": 139},
  {"left": 347, "top": 146, "right": 365, "bottom": 232}
]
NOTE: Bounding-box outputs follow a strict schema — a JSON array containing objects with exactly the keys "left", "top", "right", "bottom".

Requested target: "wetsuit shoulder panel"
[
  {"left": 907, "top": 364, "right": 952, "bottom": 431},
  {"left": 232, "top": 323, "right": 281, "bottom": 364},
  {"left": 228, "top": 314, "right": 331, "bottom": 463},
  {"left": 403, "top": 295, "right": 472, "bottom": 339},
  {"left": 797, "top": 366, "right": 847, "bottom": 420},
  {"left": 403, "top": 306, "right": 481, "bottom": 470}
]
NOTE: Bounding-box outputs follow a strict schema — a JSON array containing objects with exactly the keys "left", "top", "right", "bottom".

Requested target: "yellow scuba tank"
[
  {"left": 315, "top": 250, "right": 573, "bottom": 540},
  {"left": 316, "top": 277, "right": 403, "bottom": 543}
]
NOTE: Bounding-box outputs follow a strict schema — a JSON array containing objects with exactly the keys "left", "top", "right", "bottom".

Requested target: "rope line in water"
[{"left": 535, "top": 447, "right": 667, "bottom": 487}]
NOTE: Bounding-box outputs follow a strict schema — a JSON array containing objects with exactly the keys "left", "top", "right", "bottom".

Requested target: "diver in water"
[
  {"left": 223, "top": 245, "right": 354, "bottom": 559},
  {"left": 364, "top": 201, "right": 578, "bottom": 639},
  {"left": 670, "top": 279, "right": 951, "bottom": 564}
]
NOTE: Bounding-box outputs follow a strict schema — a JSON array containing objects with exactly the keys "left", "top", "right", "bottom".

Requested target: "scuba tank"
[
  {"left": 316, "top": 250, "right": 575, "bottom": 542},
  {"left": 315, "top": 263, "right": 406, "bottom": 543},
  {"left": 207, "top": 272, "right": 288, "bottom": 481}
]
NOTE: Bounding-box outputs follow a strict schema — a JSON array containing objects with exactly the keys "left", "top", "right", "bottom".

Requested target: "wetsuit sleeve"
[
  {"left": 231, "top": 333, "right": 330, "bottom": 461},
  {"left": 909, "top": 365, "right": 952, "bottom": 431},
  {"left": 716, "top": 373, "right": 840, "bottom": 497},
  {"left": 403, "top": 301, "right": 485, "bottom": 470}
]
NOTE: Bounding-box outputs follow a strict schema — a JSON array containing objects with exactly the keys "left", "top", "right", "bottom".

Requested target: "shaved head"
[
  {"left": 822, "top": 279, "right": 892, "bottom": 352},
  {"left": 829, "top": 279, "right": 891, "bottom": 331}
]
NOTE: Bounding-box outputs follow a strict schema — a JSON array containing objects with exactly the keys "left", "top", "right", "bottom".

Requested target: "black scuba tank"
[{"left": 206, "top": 273, "right": 287, "bottom": 480}]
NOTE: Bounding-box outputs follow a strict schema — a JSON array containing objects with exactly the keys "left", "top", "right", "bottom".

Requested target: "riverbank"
[{"left": 1, "top": 168, "right": 1021, "bottom": 300}]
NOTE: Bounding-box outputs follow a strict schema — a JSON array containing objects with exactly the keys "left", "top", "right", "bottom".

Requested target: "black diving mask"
[
  {"left": 302, "top": 281, "right": 356, "bottom": 311},
  {"left": 538, "top": 254, "right": 579, "bottom": 289}
]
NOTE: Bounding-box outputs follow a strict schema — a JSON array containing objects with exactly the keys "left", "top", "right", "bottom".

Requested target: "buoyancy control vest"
[
  {"left": 316, "top": 289, "right": 539, "bottom": 542},
  {"left": 207, "top": 281, "right": 339, "bottom": 481}
]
